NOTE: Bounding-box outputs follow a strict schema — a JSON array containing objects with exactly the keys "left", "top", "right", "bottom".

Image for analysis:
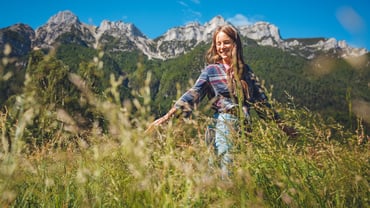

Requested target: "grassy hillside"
[{"left": 0, "top": 67, "right": 368, "bottom": 207}]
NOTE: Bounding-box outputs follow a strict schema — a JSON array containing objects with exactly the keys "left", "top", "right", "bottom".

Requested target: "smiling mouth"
[{"left": 219, "top": 51, "right": 229, "bottom": 56}]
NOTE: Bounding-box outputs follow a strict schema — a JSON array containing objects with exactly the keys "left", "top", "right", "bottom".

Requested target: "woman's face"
[{"left": 216, "top": 31, "right": 234, "bottom": 65}]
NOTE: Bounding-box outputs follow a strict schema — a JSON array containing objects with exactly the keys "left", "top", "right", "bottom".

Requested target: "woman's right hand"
[
  {"left": 145, "top": 116, "right": 167, "bottom": 133},
  {"left": 145, "top": 107, "right": 177, "bottom": 134}
]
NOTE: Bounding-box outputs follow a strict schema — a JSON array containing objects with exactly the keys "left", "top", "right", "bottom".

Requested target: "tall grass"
[{"left": 0, "top": 54, "right": 369, "bottom": 207}]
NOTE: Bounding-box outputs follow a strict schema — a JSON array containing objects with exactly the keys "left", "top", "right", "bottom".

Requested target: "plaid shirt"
[{"left": 175, "top": 63, "right": 279, "bottom": 120}]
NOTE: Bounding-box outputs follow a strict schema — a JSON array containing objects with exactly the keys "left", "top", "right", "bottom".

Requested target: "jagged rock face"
[
  {"left": 156, "top": 23, "right": 207, "bottom": 58},
  {"left": 155, "top": 16, "right": 227, "bottom": 58},
  {"left": 0, "top": 10, "right": 368, "bottom": 60},
  {"left": 282, "top": 37, "right": 368, "bottom": 58},
  {"left": 239, "top": 22, "right": 282, "bottom": 46},
  {"left": 96, "top": 20, "right": 159, "bottom": 59},
  {"left": 0, "top": 23, "right": 35, "bottom": 56},
  {"left": 97, "top": 21, "right": 141, "bottom": 52},
  {"left": 33, "top": 10, "right": 96, "bottom": 48},
  {"left": 98, "top": 20, "right": 145, "bottom": 38}
]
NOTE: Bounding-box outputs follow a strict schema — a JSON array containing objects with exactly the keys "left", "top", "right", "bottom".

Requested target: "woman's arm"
[
  {"left": 145, "top": 106, "right": 177, "bottom": 133},
  {"left": 146, "top": 66, "right": 212, "bottom": 133}
]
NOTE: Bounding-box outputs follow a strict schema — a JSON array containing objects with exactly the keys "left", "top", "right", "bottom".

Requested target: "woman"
[{"left": 147, "top": 25, "right": 284, "bottom": 177}]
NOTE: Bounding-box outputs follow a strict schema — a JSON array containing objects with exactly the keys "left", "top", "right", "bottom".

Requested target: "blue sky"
[{"left": 1, "top": 0, "right": 369, "bottom": 50}]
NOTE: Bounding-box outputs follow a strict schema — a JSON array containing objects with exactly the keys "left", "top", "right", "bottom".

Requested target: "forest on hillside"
[{"left": 1, "top": 42, "right": 370, "bottom": 137}]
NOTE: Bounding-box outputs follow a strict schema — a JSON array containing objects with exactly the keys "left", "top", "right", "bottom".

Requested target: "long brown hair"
[
  {"left": 206, "top": 25, "right": 249, "bottom": 101},
  {"left": 205, "top": 24, "right": 245, "bottom": 80}
]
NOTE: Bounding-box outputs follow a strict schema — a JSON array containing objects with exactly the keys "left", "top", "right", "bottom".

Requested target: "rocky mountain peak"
[
  {"left": 95, "top": 19, "right": 159, "bottom": 58},
  {"left": 203, "top": 15, "right": 228, "bottom": 36},
  {"left": 34, "top": 10, "right": 94, "bottom": 48},
  {"left": 162, "top": 14, "right": 227, "bottom": 41},
  {"left": 238, "top": 22, "right": 282, "bottom": 46},
  {"left": 6, "top": 23, "right": 34, "bottom": 34},
  {"left": 154, "top": 15, "right": 229, "bottom": 58},
  {"left": 98, "top": 20, "right": 145, "bottom": 38},
  {"left": 48, "top": 10, "right": 80, "bottom": 26},
  {"left": 0, "top": 23, "right": 35, "bottom": 56},
  {"left": 206, "top": 15, "right": 227, "bottom": 27}
]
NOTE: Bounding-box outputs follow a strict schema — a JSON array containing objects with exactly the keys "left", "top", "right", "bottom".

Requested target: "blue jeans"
[{"left": 206, "top": 113, "right": 238, "bottom": 178}]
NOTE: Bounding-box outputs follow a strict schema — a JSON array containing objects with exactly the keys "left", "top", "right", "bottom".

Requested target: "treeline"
[{"left": 244, "top": 46, "right": 370, "bottom": 132}]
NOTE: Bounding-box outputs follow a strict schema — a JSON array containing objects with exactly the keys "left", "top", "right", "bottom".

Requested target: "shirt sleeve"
[{"left": 174, "top": 68, "right": 210, "bottom": 112}]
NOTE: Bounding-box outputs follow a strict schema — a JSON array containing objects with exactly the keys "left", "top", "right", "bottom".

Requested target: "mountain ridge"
[{"left": 0, "top": 10, "right": 368, "bottom": 60}]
